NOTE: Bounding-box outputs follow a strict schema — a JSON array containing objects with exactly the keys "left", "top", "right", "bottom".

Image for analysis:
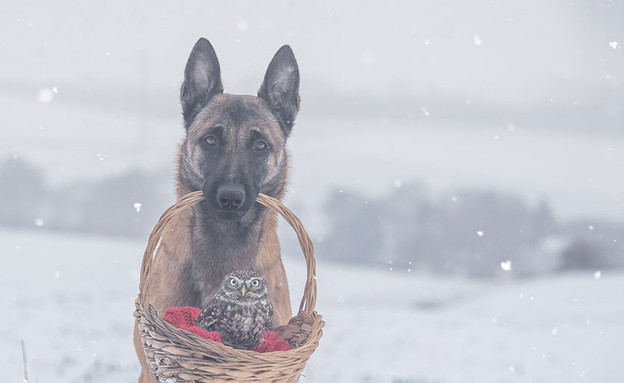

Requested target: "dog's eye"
[
  {"left": 254, "top": 140, "right": 268, "bottom": 151},
  {"left": 205, "top": 136, "right": 217, "bottom": 146}
]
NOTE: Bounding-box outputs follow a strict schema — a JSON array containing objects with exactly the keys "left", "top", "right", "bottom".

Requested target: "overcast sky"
[
  {"left": 1, "top": 1, "right": 623, "bottom": 223},
  {"left": 1, "top": 0, "right": 622, "bottom": 107}
]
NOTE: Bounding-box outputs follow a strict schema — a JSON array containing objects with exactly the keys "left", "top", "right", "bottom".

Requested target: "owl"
[{"left": 196, "top": 270, "right": 274, "bottom": 350}]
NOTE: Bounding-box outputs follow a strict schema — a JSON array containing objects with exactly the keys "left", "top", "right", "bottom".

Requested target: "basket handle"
[{"left": 139, "top": 191, "right": 317, "bottom": 315}]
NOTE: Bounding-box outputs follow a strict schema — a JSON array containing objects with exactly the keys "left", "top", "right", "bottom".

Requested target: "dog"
[{"left": 134, "top": 38, "right": 299, "bottom": 382}]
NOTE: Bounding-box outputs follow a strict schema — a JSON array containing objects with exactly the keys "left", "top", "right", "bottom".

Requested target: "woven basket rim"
[
  {"left": 137, "top": 190, "right": 318, "bottom": 323},
  {"left": 136, "top": 300, "right": 322, "bottom": 358}
]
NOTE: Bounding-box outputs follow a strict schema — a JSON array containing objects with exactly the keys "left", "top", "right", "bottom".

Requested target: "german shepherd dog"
[{"left": 134, "top": 38, "right": 299, "bottom": 382}]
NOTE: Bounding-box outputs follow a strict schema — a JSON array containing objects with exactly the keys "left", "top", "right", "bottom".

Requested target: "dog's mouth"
[{"left": 213, "top": 209, "right": 246, "bottom": 220}]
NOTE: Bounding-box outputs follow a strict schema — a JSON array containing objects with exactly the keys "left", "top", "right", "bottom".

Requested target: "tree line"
[
  {"left": 319, "top": 184, "right": 623, "bottom": 277},
  {"left": 1, "top": 156, "right": 621, "bottom": 278}
]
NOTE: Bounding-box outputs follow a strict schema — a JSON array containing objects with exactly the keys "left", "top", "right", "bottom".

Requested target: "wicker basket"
[{"left": 134, "top": 191, "right": 324, "bottom": 382}]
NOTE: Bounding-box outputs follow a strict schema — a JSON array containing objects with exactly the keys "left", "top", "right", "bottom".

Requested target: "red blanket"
[{"left": 163, "top": 307, "right": 290, "bottom": 352}]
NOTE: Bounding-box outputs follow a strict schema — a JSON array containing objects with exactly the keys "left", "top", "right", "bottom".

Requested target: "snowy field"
[
  {"left": 1, "top": 228, "right": 622, "bottom": 383},
  {"left": 3, "top": 2, "right": 623, "bottom": 381}
]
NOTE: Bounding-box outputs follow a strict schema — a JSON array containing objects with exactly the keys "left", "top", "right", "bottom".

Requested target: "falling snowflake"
[
  {"left": 500, "top": 260, "right": 512, "bottom": 271},
  {"left": 474, "top": 34, "right": 483, "bottom": 46},
  {"left": 236, "top": 20, "right": 248, "bottom": 32},
  {"left": 134, "top": 202, "right": 142, "bottom": 212},
  {"left": 34, "top": 218, "right": 44, "bottom": 227},
  {"left": 609, "top": 41, "right": 618, "bottom": 50},
  {"left": 422, "top": 107, "right": 429, "bottom": 116},
  {"left": 593, "top": 270, "right": 602, "bottom": 279},
  {"left": 37, "top": 88, "right": 54, "bottom": 103},
  {"left": 393, "top": 178, "right": 403, "bottom": 188},
  {"left": 476, "top": 230, "right": 484, "bottom": 237}
]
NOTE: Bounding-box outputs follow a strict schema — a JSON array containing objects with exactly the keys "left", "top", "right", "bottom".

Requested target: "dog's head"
[{"left": 177, "top": 38, "right": 299, "bottom": 220}]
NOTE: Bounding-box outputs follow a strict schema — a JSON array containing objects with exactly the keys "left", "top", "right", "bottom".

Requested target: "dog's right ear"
[{"left": 180, "top": 38, "right": 224, "bottom": 125}]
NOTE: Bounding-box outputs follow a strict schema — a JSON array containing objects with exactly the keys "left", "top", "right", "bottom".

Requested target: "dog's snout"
[{"left": 216, "top": 184, "right": 246, "bottom": 210}]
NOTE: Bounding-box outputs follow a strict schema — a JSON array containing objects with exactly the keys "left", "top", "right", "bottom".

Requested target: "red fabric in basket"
[{"left": 163, "top": 307, "right": 290, "bottom": 352}]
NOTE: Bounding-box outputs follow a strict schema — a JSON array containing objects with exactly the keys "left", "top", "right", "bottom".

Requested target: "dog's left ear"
[{"left": 258, "top": 45, "right": 300, "bottom": 137}]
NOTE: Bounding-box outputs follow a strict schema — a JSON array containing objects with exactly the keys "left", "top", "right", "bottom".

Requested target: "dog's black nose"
[{"left": 216, "top": 184, "right": 246, "bottom": 210}]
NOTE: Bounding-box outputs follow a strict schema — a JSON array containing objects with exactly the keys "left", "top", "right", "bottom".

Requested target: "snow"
[
  {"left": 500, "top": 260, "right": 512, "bottom": 271},
  {"left": 1, "top": 229, "right": 622, "bottom": 382},
  {"left": 37, "top": 88, "right": 54, "bottom": 104},
  {"left": 236, "top": 21, "right": 249, "bottom": 32}
]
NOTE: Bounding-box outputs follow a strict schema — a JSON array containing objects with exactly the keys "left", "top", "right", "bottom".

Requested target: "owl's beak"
[{"left": 240, "top": 285, "right": 246, "bottom": 296}]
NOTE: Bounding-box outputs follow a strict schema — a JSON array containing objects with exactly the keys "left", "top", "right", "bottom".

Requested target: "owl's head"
[{"left": 220, "top": 270, "right": 269, "bottom": 301}]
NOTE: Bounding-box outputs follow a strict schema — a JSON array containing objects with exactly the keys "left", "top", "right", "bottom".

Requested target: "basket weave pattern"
[{"left": 134, "top": 192, "right": 324, "bottom": 382}]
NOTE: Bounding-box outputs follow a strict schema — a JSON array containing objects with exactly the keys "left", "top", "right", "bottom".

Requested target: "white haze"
[
  {"left": 1, "top": 0, "right": 623, "bottom": 223},
  {"left": 1, "top": 2, "right": 623, "bottom": 382}
]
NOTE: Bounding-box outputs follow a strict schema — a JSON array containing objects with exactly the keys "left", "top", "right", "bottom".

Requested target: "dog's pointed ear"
[
  {"left": 258, "top": 45, "right": 300, "bottom": 137},
  {"left": 180, "top": 38, "right": 224, "bottom": 125}
]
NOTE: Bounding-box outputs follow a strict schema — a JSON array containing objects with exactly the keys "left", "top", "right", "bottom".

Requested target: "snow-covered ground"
[{"left": 1, "top": 228, "right": 622, "bottom": 382}]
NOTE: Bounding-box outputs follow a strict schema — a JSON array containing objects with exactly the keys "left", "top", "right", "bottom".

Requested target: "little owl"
[{"left": 196, "top": 270, "right": 274, "bottom": 349}]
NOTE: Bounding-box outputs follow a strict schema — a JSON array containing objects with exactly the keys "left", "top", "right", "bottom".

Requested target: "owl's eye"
[
  {"left": 229, "top": 278, "right": 238, "bottom": 287},
  {"left": 250, "top": 279, "right": 260, "bottom": 288}
]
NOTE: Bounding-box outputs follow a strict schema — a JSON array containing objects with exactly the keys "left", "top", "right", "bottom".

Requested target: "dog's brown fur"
[{"left": 134, "top": 38, "right": 300, "bottom": 382}]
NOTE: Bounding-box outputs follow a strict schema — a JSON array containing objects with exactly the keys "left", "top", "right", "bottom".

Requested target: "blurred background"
[{"left": 1, "top": 1, "right": 623, "bottom": 382}]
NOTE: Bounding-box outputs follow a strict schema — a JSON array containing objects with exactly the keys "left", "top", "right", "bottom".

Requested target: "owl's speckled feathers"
[{"left": 196, "top": 270, "right": 274, "bottom": 349}]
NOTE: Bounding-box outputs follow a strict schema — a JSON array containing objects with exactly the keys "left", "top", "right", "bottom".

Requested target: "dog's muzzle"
[{"left": 216, "top": 184, "right": 246, "bottom": 210}]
